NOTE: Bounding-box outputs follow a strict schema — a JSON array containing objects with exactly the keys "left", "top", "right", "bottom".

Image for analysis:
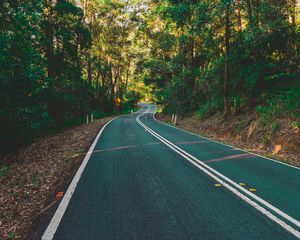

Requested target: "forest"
[{"left": 1, "top": 0, "right": 299, "bottom": 155}]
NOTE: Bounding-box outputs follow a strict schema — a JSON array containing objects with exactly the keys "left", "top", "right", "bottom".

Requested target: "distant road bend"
[{"left": 42, "top": 104, "right": 300, "bottom": 240}]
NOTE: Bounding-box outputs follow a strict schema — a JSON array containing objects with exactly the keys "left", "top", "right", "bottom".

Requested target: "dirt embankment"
[
  {"left": 0, "top": 116, "right": 114, "bottom": 240},
  {"left": 157, "top": 114, "right": 300, "bottom": 167}
]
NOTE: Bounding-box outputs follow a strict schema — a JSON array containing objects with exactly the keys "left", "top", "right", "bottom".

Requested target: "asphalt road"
[{"left": 43, "top": 104, "right": 300, "bottom": 240}]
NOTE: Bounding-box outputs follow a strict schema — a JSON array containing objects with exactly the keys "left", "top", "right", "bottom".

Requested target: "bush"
[
  {"left": 256, "top": 89, "right": 300, "bottom": 126},
  {"left": 196, "top": 102, "right": 215, "bottom": 119}
]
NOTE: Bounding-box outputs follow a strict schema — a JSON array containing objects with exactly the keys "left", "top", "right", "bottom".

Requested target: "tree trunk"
[
  {"left": 245, "top": 0, "right": 254, "bottom": 25},
  {"left": 109, "top": 66, "right": 120, "bottom": 112},
  {"left": 288, "top": 0, "right": 297, "bottom": 60},
  {"left": 235, "top": 0, "right": 245, "bottom": 101},
  {"left": 87, "top": 53, "right": 92, "bottom": 85},
  {"left": 100, "top": 73, "right": 106, "bottom": 112},
  {"left": 95, "top": 67, "right": 100, "bottom": 95},
  {"left": 235, "top": 0, "right": 243, "bottom": 32},
  {"left": 44, "top": 0, "right": 55, "bottom": 79},
  {"left": 223, "top": 4, "right": 230, "bottom": 115},
  {"left": 84, "top": 0, "right": 87, "bottom": 18},
  {"left": 44, "top": 0, "right": 65, "bottom": 126}
]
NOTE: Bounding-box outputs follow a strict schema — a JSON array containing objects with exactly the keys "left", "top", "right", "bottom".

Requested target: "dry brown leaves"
[
  {"left": 157, "top": 114, "right": 300, "bottom": 167},
  {"left": 0, "top": 117, "right": 114, "bottom": 240}
]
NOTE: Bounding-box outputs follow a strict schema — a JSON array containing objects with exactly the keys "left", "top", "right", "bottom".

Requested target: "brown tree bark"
[
  {"left": 245, "top": 0, "right": 254, "bottom": 25},
  {"left": 235, "top": 0, "right": 243, "bottom": 32},
  {"left": 100, "top": 70, "right": 106, "bottom": 112},
  {"left": 87, "top": 53, "right": 92, "bottom": 85},
  {"left": 109, "top": 66, "right": 120, "bottom": 112},
  {"left": 44, "top": 0, "right": 55, "bottom": 79},
  {"left": 223, "top": 4, "right": 230, "bottom": 115},
  {"left": 44, "top": 0, "right": 65, "bottom": 126}
]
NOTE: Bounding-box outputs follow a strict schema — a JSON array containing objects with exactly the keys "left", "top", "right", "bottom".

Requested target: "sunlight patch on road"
[{"left": 205, "top": 153, "right": 253, "bottom": 163}]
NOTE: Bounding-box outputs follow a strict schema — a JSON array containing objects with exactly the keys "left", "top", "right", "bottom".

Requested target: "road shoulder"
[
  {"left": 156, "top": 114, "right": 300, "bottom": 168},
  {"left": 0, "top": 116, "right": 114, "bottom": 239}
]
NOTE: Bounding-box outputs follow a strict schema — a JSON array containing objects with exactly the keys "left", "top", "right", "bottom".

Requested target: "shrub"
[
  {"left": 196, "top": 102, "right": 216, "bottom": 119},
  {"left": 256, "top": 89, "right": 300, "bottom": 127}
]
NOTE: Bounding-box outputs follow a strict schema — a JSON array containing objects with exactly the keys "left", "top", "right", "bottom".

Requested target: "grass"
[
  {"left": 24, "top": 191, "right": 30, "bottom": 201},
  {"left": 0, "top": 164, "right": 9, "bottom": 176},
  {"left": 31, "top": 174, "right": 39, "bottom": 189},
  {"left": 269, "top": 121, "right": 279, "bottom": 134},
  {"left": 10, "top": 191, "right": 19, "bottom": 200},
  {"left": 233, "top": 121, "right": 245, "bottom": 134},
  {"left": 262, "top": 136, "right": 271, "bottom": 146},
  {"left": 7, "top": 232, "right": 16, "bottom": 240},
  {"left": 292, "top": 121, "right": 300, "bottom": 128}
]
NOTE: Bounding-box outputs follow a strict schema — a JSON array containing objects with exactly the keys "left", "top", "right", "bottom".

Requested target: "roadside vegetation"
[
  {"left": 0, "top": 117, "right": 114, "bottom": 239},
  {"left": 0, "top": 1, "right": 299, "bottom": 238},
  {"left": 0, "top": 0, "right": 143, "bottom": 156},
  {"left": 138, "top": 1, "right": 299, "bottom": 163},
  {"left": 140, "top": 1, "right": 299, "bottom": 122},
  {"left": 158, "top": 113, "right": 300, "bottom": 167},
  {"left": 1, "top": 0, "right": 299, "bottom": 156}
]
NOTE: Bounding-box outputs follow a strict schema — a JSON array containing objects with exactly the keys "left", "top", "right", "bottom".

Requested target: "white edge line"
[
  {"left": 136, "top": 107, "right": 300, "bottom": 238},
  {"left": 140, "top": 113, "right": 300, "bottom": 227},
  {"left": 142, "top": 107, "right": 300, "bottom": 228},
  {"left": 42, "top": 116, "right": 119, "bottom": 240},
  {"left": 152, "top": 108, "right": 300, "bottom": 171}
]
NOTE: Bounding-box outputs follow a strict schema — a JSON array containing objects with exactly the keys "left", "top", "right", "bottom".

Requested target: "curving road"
[{"left": 42, "top": 104, "right": 300, "bottom": 240}]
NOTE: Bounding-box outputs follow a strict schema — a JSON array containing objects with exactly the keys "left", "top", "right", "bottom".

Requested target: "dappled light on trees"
[{"left": 0, "top": 0, "right": 299, "bottom": 155}]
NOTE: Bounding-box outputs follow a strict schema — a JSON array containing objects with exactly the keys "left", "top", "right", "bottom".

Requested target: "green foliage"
[
  {"left": 1, "top": 0, "right": 299, "bottom": 156},
  {"left": 233, "top": 121, "right": 245, "bottom": 135},
  {"left": 262, "top": 136, "right": 271, "bottom": 146},
  {"left": 24, "top": 191, "right": 30, "bottom": 201},
  {"left": 125, "top": 90, "right": 142, "bottom": 110},
  {"left": 269, "top": 121, "right": 279, "bottom": 134},
  {"left": 31, "top": 174, "right": 39, "bottom": 188},
  {"left": 0, "top": 165, "right": 9, "bottom": 177},
  {"left": 256, "top": 89, "right": 300, "bottom": 127},
  {"left": 292, "top": 121, "right": 300, "bottom": 128},
  {"left": 139, "top": 0, "right": 300, "bottom": 122},
  {"left": 0, "top": 0, "right": 93, "bottom": 155},
  {"left": 92, "top": 110, "right": 109, "bottom": 120},
  {"left": 139, "top": 0, "right": 299, "bottom": 121},
  {"left": 7, "top": 232, "right": 16, "bottom": 240},
  {"left": 0, "top": 0, "right": 48, "bottom": 154},
  {"left": 196, "top": 102, "right": 216, "bottom": 119},
  {"left": 10, "top": 191, "right": 19, "bottom": 199}
]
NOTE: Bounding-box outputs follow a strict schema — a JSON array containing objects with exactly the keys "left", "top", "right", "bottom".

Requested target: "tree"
[
  {"left": 0, "top": 0, "right": 93, "bottom": 154},
  {"left": 139, "top": 0, "right": 299, "bottom": 118}
]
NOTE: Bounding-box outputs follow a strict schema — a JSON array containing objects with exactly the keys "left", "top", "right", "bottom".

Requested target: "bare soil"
[
  {"left": 157, "top": 114, "right": 300, "bottom": 167},
  {"left": 0, "top": 116, "right": 114, "bottom": 240}
]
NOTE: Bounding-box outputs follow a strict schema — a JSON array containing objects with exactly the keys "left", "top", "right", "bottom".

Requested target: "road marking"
[
  {"left": 42, "top": 117, "right": 119, "bottom": 240},
  {"left": 175, "top": 140, "right": 208, "bottom": 145},
  {"left": 139, "top": 109, "right": 300, "bottom": 227},
  {"left": 144, "top": 107, "right": 300, "bottom": 228},
  {"left": 92, "top": 142, "right": 161, "bottom": 153},
  {"left": 152, "top": 109, "right": 300, "bottom": 171},
  {"left": 137, "top": 107, "right": 300, "bottom": 238},
  {"left": 204, "top": 153, "right": 252, "bottom": 163}
]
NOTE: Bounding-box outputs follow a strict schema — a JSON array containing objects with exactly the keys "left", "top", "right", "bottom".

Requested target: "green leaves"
[
  {"left": 137, "top": 0, "right": 299, "bottom": 118},
  {"left": 0, "top": 0, "right": 94, "bottom": 155},
  {"left": 168, "top": 3, "right": 191, "bottom": 28},
  {"left": 1, "top": 0, "right": 299, "bottom": 155}
]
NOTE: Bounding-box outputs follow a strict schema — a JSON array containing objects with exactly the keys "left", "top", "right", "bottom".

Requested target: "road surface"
[{"left": 43, "top": 104, "right": 300, "bottom": 240}]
